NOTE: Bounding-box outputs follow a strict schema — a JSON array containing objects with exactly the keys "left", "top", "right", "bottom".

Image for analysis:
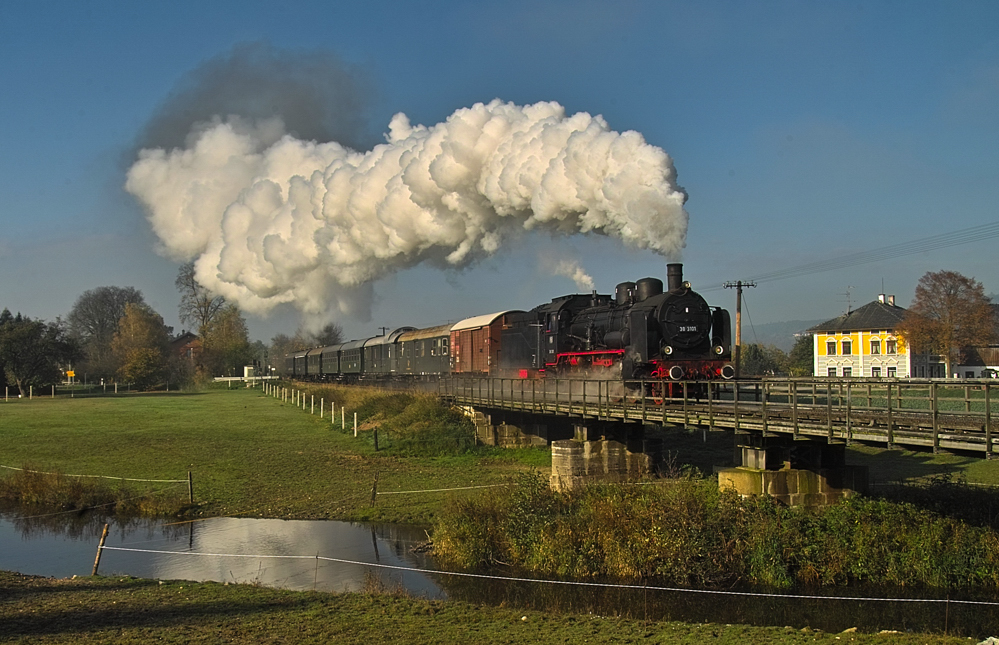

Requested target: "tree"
[
  {"left": 200, "top": 304, "right": 255, "bottom": 376},
  {"left": 787, "top": 334, "right": 814, "bottom": 376},
  {"left": 176, "top": 261, "right": 226, "bottom": 334},
  {"left": 0, "top": 309, "right": 80, "bottom": 396},
  {"left": 111, "top": 303, "right": 171, "bottom": 390},
  {"left": 740, "top": 343, "right": 788, "bottom": 377},
  {"left": 310, "top": 322, "right": 344, "bottom": 347},
  {"left": 269, "top": 333, "right": 299, "bottom": 364},
  {"left": 897, "top": 270, "right": 996, "bottom": 377},
  {"left": 67, "top": 286, "right": 146, "bottom": 380}
]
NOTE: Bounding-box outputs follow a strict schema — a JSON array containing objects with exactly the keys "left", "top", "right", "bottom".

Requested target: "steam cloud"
[
  {"left": 548, "top": 258, "right": 595, "bottom": 292},
  {"left": 126, "top": 99, "right": 688, "bottom": 318}
]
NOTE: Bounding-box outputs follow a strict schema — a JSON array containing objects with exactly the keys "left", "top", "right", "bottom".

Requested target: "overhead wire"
[{"left": 701, "top": 221, "right": 999, "bottom": 292}]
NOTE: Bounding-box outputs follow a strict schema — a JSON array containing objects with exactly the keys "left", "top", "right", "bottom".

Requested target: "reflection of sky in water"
[{"left": 0, "top": 515, "right": 443, "bottom": 597}]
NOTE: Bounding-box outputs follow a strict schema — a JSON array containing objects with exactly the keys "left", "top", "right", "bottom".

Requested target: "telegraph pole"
[{"left": 723, "top": 280, "right": 756, "bottom": 379}]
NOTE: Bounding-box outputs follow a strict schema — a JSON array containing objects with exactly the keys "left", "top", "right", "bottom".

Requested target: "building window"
[
  {"left": 887, "top": 367, "right": 897, "bottom": 378},
  {"left": 870, "top": 339, "right": 881, "bottom": 355},
  {"left": 827, "top": 367, "right": 837, "bottom": 377},
  {"left": 827, "top": 340, "right": 836, "bottom": 355},
  {"left": 872, "top": 366, "right": 881, "bottom": 378},
  {"left": 966, "top": 371, "right": 975, "bottom": 379},
  {"left": 886, "top": 339, "right": 897, "bottom": 354},
  {"left": 842, "top": 367, "right": 853, "bottom": 377},
  {"left": 842, "top": 340, "right": 852, "bottom": 355}
]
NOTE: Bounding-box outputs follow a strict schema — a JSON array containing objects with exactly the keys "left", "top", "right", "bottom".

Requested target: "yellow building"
[{"left": 809, "top": 295, "right": 911, "bottom": 378}]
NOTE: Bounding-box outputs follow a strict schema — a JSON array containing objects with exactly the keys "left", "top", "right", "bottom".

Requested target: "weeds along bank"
[{"left": 433, "top": 472, "right": 999, "bottom": 590}]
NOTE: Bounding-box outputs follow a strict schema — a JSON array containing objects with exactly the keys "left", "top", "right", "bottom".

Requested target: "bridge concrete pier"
[
  {"left": 718, "top": 435, "right": 868, "bottom": 507},
  {"left": 467, "top": 408, "right": 574, "bottom": 447},
  {"left": 550, "top": 422, "right": 663, "bottom": 491}
]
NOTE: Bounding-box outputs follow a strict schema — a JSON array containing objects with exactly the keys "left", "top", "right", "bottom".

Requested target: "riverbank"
[
  {"left": 0, "top": 571, "right": 977, "bottom": 644},
  {"left": 0, "top": 385, "right": 547, "bottom": 524}
]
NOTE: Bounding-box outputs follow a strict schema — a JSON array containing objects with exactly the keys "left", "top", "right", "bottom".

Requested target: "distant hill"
[{"left": 741, "top": 319, "right": 823, "bottom": 353}]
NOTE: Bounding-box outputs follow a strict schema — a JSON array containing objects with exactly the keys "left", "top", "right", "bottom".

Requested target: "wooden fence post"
[
  {"left": 92, "top": 523, "right": 110, "bottom": 576},
  {"left": 188, "top": 471, "right": 194, "bottom": 504}
]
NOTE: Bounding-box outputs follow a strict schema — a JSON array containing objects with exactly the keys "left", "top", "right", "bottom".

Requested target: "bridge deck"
[{"left": 439, "top": 377, "right": 997, "bottom": 457}]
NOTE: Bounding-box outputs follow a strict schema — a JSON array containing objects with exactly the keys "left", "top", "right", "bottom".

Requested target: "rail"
[{"left": 439, "top": 376, "right": 998, "bottom": 457}]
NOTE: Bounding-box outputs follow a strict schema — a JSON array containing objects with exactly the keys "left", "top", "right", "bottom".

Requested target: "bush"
[{"left": 432, "top": 476, "right": 999, "bottom": 590}]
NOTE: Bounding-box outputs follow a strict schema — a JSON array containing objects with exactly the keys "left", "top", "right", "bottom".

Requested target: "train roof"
[
  {"left": 364, "top": 327, "right": 416, "bottom": 347},
  {"left": 320, "top": 344, "right": 343, "bottom": 355},
  {"left": 450, "top": 310, "right": 523, "bottom": 332},
  {"left": 339, "top": 339, "right": 368, "bottom": 350},
  {"left": 398, "top": 324, "right": 453, "bottom": 341},
  {"left": 306, "top": 347, "right": 324, "bottom": 356},
  {"left": 288, "top": 349, "right": 309, "bottom": 359}
]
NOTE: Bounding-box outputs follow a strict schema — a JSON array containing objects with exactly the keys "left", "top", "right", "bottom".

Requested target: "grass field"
[
  {"left": 0, "top": 571, "right": 978, "bottom": 644},
  {"left": 0, "top": 384, "right": 548, "bottom": 524}
]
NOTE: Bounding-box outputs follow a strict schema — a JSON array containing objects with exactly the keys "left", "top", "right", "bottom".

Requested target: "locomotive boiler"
[{"left": 500, "top": 263, "right": 734, "bottom": 381}]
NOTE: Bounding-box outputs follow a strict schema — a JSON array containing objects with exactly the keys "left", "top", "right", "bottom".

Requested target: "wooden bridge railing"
[{"left": 439, "top": 376, "right": 998, "bottom": 458}]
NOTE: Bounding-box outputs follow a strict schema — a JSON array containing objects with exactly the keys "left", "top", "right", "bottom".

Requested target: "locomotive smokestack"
[{"left": 667, "top": 263, "right": 683, "bottom": 292}]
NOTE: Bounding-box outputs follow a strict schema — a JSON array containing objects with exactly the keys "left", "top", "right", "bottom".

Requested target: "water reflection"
[
  {"left": 0, "top": 513, "right": 441, "bottom": 596},
  {"left": 1, "top": 512, "right": 995, "bottom": 636}
]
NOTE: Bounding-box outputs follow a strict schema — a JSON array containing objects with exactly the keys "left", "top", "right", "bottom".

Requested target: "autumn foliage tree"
[
  {"left": 897, "top": 270, "right": 996, "bottom": 377},
  {"left": 200, "top": 304, "right": 255, "bottom": 376},
  {"left": 67, "top": 286, "right": 145, "bottom": 380},
  {"left": 111, "top": 303, "right": 171, "bottom": 389}
]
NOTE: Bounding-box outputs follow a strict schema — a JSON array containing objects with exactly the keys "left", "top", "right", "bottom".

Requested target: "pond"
[
  {"left": 1, "top": 511, "right": 995, "bottom": 637},
  {"left": 0, "top": 513, "right": 441, "bottom": 596}
]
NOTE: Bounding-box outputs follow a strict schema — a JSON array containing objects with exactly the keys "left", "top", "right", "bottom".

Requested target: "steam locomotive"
[{"left": 285, "top": 263, "right": 733, "bottom": 383}]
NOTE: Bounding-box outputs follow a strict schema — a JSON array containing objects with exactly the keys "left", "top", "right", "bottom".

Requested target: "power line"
[{"left": 702, "top": 221, "right": 999, "bottom": 292}]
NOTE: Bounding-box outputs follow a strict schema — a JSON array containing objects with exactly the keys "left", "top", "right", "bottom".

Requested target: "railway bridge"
[{"left": 439, "top": 376, "right": 998, "bottom": 505}]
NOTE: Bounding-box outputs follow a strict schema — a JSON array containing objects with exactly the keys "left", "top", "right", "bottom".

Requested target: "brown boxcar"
[{"left": 450, "top": 311, "right": 523, "bottom": 375}]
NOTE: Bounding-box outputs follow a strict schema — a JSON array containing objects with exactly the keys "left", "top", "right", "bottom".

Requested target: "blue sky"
[{"left": 1, "top": 1, "right": 997, "bottom": 345}]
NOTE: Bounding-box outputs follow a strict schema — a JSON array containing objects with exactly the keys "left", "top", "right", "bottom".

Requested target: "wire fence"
[
  {"left": 95, "top": 543, "right": 999, "bottom": 608},
  {"left": 0, "top": 465, "right": 188, "bottom": 483}
]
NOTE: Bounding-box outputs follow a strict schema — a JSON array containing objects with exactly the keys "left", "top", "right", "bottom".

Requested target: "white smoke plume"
[
  {"left": 126, "top": 99, "right": 688, "bottom": 318},
  {"left": 547, "top": 258, "right": 595, "bottom": 292}
]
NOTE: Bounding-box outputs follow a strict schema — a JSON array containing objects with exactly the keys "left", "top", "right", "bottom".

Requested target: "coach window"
[
  {"left": 870, "top": 339, "right": 881, "bottom": 355},
  {"left": 886, "top": 339, "right": 897, "bottom": 354},
  {"left": 827, "top": 367, "right": 836, "bottom": 377},
  {"left": 842, "top": 339, "right": 852, "bottom": 355},
  {"left": 827, "top": 340, "right": 837, "bottom": 355},
  {"left": 442, "top": 338, "right": 449, "bottom": 355}
]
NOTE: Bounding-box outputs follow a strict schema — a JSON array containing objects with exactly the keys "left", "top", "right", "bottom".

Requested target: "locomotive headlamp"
[
  {"left": 663, "top": 345, "right": 673, "bottom": 355},
  {"left": 668, "top": 365, "right": 685, "bottom": 380},
  {"left": 713, "top": 345, "right": 724, "bottom": 355}
]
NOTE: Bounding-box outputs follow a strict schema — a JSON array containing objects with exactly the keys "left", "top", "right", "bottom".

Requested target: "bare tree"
[
  {"left": 898, "top": 270, "right": 996, "bottom": 376},
  {"left": 176, "top": 261, "right": 226, "bottom": 334},
  {"left": 67, "top": 286, "right": 146, "bottom": 379},
  {"left": 310, "top": 322, "right": 344, "bottom": 347}
]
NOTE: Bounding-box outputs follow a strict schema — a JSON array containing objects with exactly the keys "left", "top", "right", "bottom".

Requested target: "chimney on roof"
[
  {"left": 878, "top": 294, "right": 885, "bottom": 304},
  {"left": 888, "top": 295, "right": 895, "bottom": 306}
]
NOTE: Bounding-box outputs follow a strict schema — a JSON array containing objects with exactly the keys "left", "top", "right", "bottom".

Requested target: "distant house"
[
  {"left": 171, "top": 331, "right": 200, "bottom": 364},
  {"left": 808, "top": 295, "right": 912, "bottom": 378},
  {"left": 956, "top": 347, "right": 999, "bottom": 379}
]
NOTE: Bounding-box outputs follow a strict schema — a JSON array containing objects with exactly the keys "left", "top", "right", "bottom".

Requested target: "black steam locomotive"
[
  {"left": 286, "top": 263, "right": 733, "bottom": 384},
  {"left": 500, "top": 263, "right": 734, "bottom": 381}
]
